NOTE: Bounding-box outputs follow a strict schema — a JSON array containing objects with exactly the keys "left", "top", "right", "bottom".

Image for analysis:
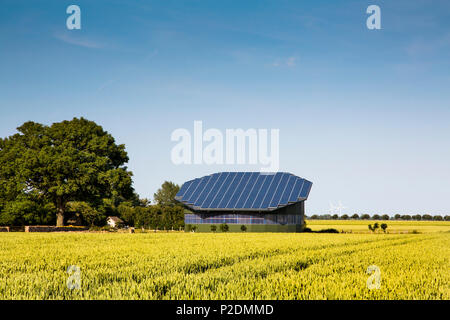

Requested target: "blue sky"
[{"left": 1, "top": 0, "right": 449, "bottom": 215}]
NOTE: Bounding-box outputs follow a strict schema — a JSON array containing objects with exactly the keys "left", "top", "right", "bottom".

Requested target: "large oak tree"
[{"left": 0, "top": 118, "right": 134, "bottom": 226}]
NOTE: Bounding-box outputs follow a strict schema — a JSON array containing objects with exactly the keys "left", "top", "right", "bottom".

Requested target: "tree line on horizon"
[
  {"left": 0, "top": 118, "right": 184, "bottom": 229},
  {"left": 306, "top": 213, "right": 449, "bottom": 221}
]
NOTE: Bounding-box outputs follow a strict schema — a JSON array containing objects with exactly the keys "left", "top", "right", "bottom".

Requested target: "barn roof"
[
  {"left": 175, "top": 172, "right": 312, "bottom": 212},
  {"left": 107, "top": 216, "right": 124, "bottom": 223}
]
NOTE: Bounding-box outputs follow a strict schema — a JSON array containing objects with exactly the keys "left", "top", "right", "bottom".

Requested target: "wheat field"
[{"left": 0, "top": 225, "right": 449, "bottom": 300}]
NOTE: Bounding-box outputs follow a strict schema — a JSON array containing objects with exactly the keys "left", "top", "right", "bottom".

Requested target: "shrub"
[
  {"left": 210, "top": 225, "right": 217, "bottom": 232},
  {"left": 185, "top": 224, "right": 192, "bottom": 232},
  {"left": 368, "top": 223, "right": 379, "bottom": 233},
  {"left": 220, "top": 223, "right": 229, "bottom": 232},
  {"left": 101, "top": 225, "right": 116, "bottom": 232},
  {"left": 302, "top": 227, "right": 312, "bottom": 233},
  {"left": 380, "top": 223, "right": 388, "bottom": 233},
  {"left": 240, "top": 225, "right": 247, "bottom": 232},
  {"left": 316, "top": 228, "right": 339, "bottom": 233}
]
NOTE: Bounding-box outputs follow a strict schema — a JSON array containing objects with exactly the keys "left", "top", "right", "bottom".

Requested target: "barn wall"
[{"left": 184, "top": 201, "right": 305, "bottom": 233}]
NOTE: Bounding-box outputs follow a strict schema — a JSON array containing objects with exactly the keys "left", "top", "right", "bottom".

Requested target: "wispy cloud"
[
  {"left": 53, "top": 32, "right": 104, "bottom": 49},
  {"left": 272, "top": 56, "right": 298, "bottom": 68}
]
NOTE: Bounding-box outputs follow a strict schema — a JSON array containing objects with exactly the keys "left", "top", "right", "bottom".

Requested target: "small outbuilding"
[{"left": 106, "top": 216, "right": 124, "bottom": 228}]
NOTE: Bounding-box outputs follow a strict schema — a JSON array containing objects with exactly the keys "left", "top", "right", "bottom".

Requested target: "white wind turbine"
[
  {"left": 328, "top": 202, "right": 337, "bottom": 215},
  {"left": 334, "top": 200, "right": 347, "bottom": 216}
]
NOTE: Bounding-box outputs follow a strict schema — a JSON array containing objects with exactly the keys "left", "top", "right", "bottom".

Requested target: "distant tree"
[
  {"left": 117, "top": 201, "right": 136, "bottom": 226},
  {"left": 394, "top": 214, "right": 401, "bottom": 220},
  {"left": 380, "top": 223, "right": 388, "bottom": 233},
  {"left": 372, "top": 214, "right": 381, "bottom": 220},
  {"left": 332, "top": 214, "right": 339, "bottom": 220},
  {"left": 310, "top": 214, "right": 319, "bottom": 219},
  {"left": 369, "top": 223, "right": 379, "bottom": 233},
  {"left": 154, "top": 181, "right": 180, "bottom": 206},
  {"left": 401, "top": 215, "right": 412, "bottom": 220},
  {"left": 361, "top": 214, "right": 370, "bottom": 220},
  {"left": 0, "top": 118, "right": 134, "bottom": 226},
  {"left": 433, "top": 215, "right": 443, "bottom": 221},
  {"left": 422, "top": 214, "right": 432, "bottom": 221},
  {"left": 341, "top": 214, "right": 349, "bottom": 220},
  {"left": 381, "top": 214, "right": 390, "bottom": 220},
  {"left": 240, "top": 225, "right": 247, "bottom": 232},
  {"left": 351, "top": 214, "right": 359, "bottom": 220},
  {"left": 445, "top": 216, "right": 450, "bottom": 221},
  {"left": 0, "top": 196, "right": 54, "bottom": 226},
  {"left": 412, "top": 214, "right": 422, "bottom": 221},
  {"left": 210, "top": 225, "right": 217, "bottom": 232}
]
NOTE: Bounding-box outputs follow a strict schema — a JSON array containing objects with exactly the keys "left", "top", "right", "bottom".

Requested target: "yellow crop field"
[
  {"left": 306, "top": 220, "right": 450, "bottom": 233},
  {"left": 0, "top": 228, "right": 449, "bottom": 300}
]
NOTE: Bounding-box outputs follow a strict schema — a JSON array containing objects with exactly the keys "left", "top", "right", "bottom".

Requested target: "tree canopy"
[
  {"left": 0, "top": 118, "right": 134, "bottom": 226},
  {"left": 153, "top": 181, "right": 180, "bottom": 206}
]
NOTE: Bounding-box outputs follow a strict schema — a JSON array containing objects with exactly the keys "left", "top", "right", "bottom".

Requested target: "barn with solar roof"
[{"left": 175, "top": 172, "right": 313, "bottom": 232}]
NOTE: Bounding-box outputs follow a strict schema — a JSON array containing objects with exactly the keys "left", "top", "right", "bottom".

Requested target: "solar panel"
[
  {"left": 176, "top": 180, "right": 192, "bottom": 199},
  {"left": 268, "top": 173, "right": 290, "bottom": 208},
  {"left": 209, "top": 172, "right": 235, "bottom": 208},
  {"left": 176, "top": 172, "right": 312, "bottom": 211},
  {"left": 299, "top": 180, "right": 312, "bottom": 199},
  {"left": 225, "top": 172, "right": 251, "bottom": 209},
  {"left": 217, "top": 172, "right": 243, "bottom": 208},
  {"left": 185, "top": 177, "right": 207, "bottom": 204},
  {"left": 234, "top": 172, "right": 259, "bottom": 209},
  {"left": 200, "top": 172, "right": 227, "bottom": 208},
  {"left": 195, "top": 173, "right": 220, "bottom": 207},
  {"left": 279, "top": 175, "right": 296, "bottom": 205},
  {"left": 287, "top": 178, "right": 304, "bottom": 203},
  {"left": 180, "top": 178, "right": 201, "bottom": 202},
  {"left": 251, "top": 174, "right": 273, "bottom": 209}
]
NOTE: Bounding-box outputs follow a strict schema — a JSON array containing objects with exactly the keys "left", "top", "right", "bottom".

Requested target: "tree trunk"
[{"left": 56, "top": 198, "right": 65, "bottom": 227}]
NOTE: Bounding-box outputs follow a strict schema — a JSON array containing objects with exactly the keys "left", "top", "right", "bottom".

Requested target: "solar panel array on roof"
[{"left": 175, "top": 172, "right": 312, "bottom": 211}]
